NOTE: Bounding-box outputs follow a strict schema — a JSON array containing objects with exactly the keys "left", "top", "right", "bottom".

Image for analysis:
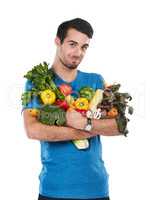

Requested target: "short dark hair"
[{"left": 56, "top": 18, "right": 94, "bottom": 43}]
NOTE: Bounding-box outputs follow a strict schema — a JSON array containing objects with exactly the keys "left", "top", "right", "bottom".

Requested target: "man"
[{"left": 23, "top": 18, "right": 121, "bottom": 200}]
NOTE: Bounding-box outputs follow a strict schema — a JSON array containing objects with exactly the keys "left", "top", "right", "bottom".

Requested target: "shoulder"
[
  {"left": 79, "top": 70, "right": 104, "bottom": 79},
  {"left": 78, "top": 70, "right": 105, "bottom": 89},
  {"left": 24, "top": 80, "right": 34, "bottom": 91}
]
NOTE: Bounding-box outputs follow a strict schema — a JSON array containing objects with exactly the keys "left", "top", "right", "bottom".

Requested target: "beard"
[{"left": 59, "top": 57, "right": 79, "bottom": 70}]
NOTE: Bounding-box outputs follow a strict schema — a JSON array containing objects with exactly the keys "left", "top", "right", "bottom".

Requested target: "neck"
[{"left": 52, "top": 56, "right": 78, "bottom": 83}]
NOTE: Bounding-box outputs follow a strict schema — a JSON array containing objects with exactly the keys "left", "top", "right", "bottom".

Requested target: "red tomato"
[{"left": 59, "top": 84, "right": 72, "bottom": 96}]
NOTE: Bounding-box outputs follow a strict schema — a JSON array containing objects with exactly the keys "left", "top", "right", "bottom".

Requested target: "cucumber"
[{"left": 72, "top": 139, "right": 89, "bottom": 149}]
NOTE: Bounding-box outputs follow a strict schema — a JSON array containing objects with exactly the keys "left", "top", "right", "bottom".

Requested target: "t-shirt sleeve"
[
  {"left": 96, "top": 74, "right": 105, "bottom": 90},
  {"left": 22, "top": 80, "right": 40, "bottom": 112}
]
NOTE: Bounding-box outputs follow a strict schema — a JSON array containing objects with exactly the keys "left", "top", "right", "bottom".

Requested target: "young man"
[{"left": 23, "top": 18, "right": 121, "bottom": 200}]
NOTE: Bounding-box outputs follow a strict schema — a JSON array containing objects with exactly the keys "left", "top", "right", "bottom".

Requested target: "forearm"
[
  {"left": 90, "top": 118, "right": 122, "bottom": 136},
  {"left": 30, "top": 122, "right": 96, "bottom": 141},
  {"left": 23, "top": 110, "right": 96, "bottom": 141},
  {"left": 65, "top": 109, "right": 121, "bottom": 136}
]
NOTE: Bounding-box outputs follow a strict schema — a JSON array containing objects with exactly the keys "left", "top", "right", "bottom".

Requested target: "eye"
[
  {"left": 82, "top": 46, "right": 88, "bottom": 51},
  {"left": 69, "top": 43, "right": 76, "bottom": 47}
]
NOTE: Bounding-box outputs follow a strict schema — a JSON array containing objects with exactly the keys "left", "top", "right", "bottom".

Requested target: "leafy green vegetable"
[
  {"left": 98, "top": 84, "right": 133, "bottom": 136},
  {"left": 21, "top": 62, "right": 65, "bottom": 106},
  {"left": 116, "top": 115, "right": 129, "bottom": 136},
  {"left": 24, "top": 62, "right": 64, "bottom": 99},
  {"left": 128, "top": 106, "right": 134, "bottom": 115},
  {"left": 21, "top": 91, "right": 32, "bottom": 106},
  {"left": 38, "top": 104, "right": 66, "bottom": 126}
]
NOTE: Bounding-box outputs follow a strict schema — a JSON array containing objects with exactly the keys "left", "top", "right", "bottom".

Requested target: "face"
[{"left": 55, "top": 28, "right": 90, "bottom": 70}]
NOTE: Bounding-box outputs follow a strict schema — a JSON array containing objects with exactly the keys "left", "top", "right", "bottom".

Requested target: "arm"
[
  {"left": 90, "top": 118, "right": 121, "bottom": 136},
  {"left": 23, "top": 109, "right": 97, "bottom": 142},
  {"left": 66, "top": 109, "right": 122, "bottom": 136}
]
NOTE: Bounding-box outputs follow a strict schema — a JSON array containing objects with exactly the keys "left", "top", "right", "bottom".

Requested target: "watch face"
[{"left": 85, "top": 124, "right": 92, "bottom": 131}]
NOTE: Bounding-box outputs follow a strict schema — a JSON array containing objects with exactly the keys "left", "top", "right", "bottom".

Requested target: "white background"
[{"left": 0, "top": 0, "right": 150, "bottom": 200}]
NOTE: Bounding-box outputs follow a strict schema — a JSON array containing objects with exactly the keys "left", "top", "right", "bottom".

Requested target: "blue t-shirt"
[{"left": 23, "top": 70, "right": 109, "bottom": 199}]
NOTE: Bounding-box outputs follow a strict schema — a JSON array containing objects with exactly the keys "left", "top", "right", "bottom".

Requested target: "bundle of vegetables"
[
  {"left": 96, "top": 84, "right": 133, "bottom": 136},
  {"left": 21, "top": 62, "right": 91, "bottom": 149},
  {"left": 21, "top": 62, "right": 133, "bottom": 150},
  {"left": 21, "top": 62, "right": 65, "bottom": 107},
  {"left": 38, "top": 104, "right": 66, "bottom": 126}
]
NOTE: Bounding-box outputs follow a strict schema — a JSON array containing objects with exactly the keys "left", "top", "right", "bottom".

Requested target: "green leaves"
[
  {"left": 21, "top": 91, "right": 32, "bottom": 106},
  {"left": 24, "top": 62, "right": 52, "bottom": 91},
  {"left": 128, "top": 106, "right": 134, "bottom": 115},
  {"left": 21, "top": 62, "right": 65, "bottom": 106},
  {"left": 38, "top": 105, "right": 66, "bottom": 126},
  {"left": 99, "top": 83, "right": 134, "bottom": 136},
  {"left": 116, "top": 115, "right": 129, "bottom": 137}
]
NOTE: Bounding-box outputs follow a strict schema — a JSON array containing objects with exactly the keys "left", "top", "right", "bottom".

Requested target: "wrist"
[
  {"left": 84, "top": 117, "right": 93, "bottom": 131},
  {"left": 81, "top": 117, "right": 87, "bottom": 130}
]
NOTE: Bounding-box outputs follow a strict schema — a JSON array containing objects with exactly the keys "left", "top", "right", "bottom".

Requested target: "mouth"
[
  {"left": 71, "top": 57, "right": 81, "bottom": 63},
  {"left": 72, "top": 59, "right": 78, "bottom": 63}
]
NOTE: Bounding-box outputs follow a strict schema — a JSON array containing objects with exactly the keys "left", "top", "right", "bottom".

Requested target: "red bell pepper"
[
  {"left": 55, "top": 99, "right": 69, "bottom": 110},
  {"left": 75, "top": 109, "right": 87, "bottom": 117}
]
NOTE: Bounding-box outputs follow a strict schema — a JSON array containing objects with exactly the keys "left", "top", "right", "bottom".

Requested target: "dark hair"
[{"left": 56, "top": 18, "right": 94, "bottom": 43}]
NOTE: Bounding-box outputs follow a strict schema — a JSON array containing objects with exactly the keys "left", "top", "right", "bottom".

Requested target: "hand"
[{"left": 66, "top": 108, "right": 86, "bottom": 130}]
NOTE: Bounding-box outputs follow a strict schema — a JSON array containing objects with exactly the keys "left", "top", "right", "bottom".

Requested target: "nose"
[{"left": 74, "top": 47, "right": 82, "bottom": 57}]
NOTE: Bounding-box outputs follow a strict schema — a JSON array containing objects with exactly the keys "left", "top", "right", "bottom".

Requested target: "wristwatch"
[{"left": 84, "top": 117, "right": 92, "bottom": 131}]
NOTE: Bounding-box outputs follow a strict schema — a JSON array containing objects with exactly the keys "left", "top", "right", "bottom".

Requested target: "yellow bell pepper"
[
  {"left": 40, "top": 89, "right": 56, "bottom": 105},
  {"left": 74, "top": 97, "right": 89, "bottom": 110}
]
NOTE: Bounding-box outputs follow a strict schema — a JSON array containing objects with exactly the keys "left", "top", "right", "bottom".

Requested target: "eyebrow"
[{"left": 67, "top": 40, "right": 89, "bottom": 47}]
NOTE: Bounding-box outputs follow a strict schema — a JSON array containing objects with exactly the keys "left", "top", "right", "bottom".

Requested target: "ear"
[{"left": 55, "top": 36, "right": 61, "bottom": 46}]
